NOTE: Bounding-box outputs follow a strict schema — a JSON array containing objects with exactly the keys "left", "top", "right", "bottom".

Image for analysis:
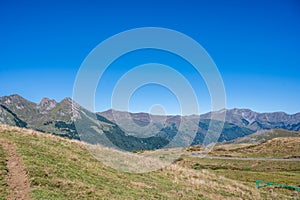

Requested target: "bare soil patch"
[{"left": 0, "top": 138, "right": 31, "bottom": 200}]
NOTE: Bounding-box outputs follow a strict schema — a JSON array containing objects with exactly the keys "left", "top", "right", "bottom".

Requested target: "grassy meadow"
[{"left": 0, "top": 125, "right": 299, "bottom": 199}]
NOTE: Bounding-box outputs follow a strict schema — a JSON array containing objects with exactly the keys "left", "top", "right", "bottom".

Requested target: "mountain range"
[{"left": 1, "top": 94, "right": 300, "bottom": 150}]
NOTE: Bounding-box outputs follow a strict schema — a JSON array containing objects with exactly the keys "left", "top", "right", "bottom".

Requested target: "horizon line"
[{"left": 1, "top": 93, "right": 300, "bottom": 116}]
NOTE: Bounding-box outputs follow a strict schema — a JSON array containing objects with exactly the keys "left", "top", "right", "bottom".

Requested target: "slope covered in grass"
[
  {"left": 0, "top": 125, "right": 273, "bottom": 199},
  {"left": 236, "top": 137, "right": 300, "bottom": 158},
  {"left": 228, "top": 129, "right": 300, "bottom": 144},
  {"left": 0, "top": 146, "right": 9, "bottom": 200},
  {"left": 182, "top": 138, "right": 300, "bottom": 198}
]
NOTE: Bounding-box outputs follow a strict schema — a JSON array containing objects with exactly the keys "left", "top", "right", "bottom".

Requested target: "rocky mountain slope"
[
  {"left": 0, "top": 95, "right": 168, "bottom": 151},
  {"left": 201, "top": 108, "right": 300, "bottom": 131},
  {"left": 99, "top": 108, "right": 300, "bottom": 145}
]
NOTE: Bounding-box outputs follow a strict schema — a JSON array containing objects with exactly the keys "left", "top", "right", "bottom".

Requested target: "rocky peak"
[
  {"left": 40, "top": 97, "right": 57, "bottom": 104},
  {"left": 60, "top": 97, "right": 81, "bottom": 109},
  {"left": 37, "top": 98, "right": 57, "bottom": 111},
  {"left": 0, "top": 94, "right": 26, "bottom": 104},
  {"left": 9, "top": 94, "right": 23, "bottom": 99},
  {"left": 228, "top": 108, "right": 257, "bottom": 116},
  {"left": 0, "top": 94, "right": 36, "bottom": 111},
  {"left": 60, "top": 97, "right": 75, "bottom": 106}
]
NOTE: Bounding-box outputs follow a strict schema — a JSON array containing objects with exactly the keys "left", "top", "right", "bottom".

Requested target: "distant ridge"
[{"left": 99, "top": 107, "right": 300, "bottom": 135}]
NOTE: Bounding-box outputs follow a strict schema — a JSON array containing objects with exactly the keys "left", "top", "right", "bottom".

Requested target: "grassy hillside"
[
  {"left": 178, "top": 155, "right": 300, "bottom": 198},
  {"left": 182, "top": 140, "right": 300, "bottom": 198},
  {"left": 236, "top": 137, "right": 300, "bottom": 158},
  {"left": 0, "top": 125, "right": 298, "bottom": 199},
  {"left": 227, "top": 129, "right": 300, "bottom": 144},
  {"left": 209, "top": 136, "right": 300, "bottom": 159},
  {"left": 0, "top": 146, "right": 9, "bottom": 200}
]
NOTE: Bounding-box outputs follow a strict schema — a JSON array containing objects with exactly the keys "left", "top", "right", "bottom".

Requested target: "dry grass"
[
  {"left": 213, "top": 143, "right": 255, "bottom": 151},
  {"left": 234, "top": 137, "right": 300, "bottom": 158},
  {"left": 0, "top": 124, "right": 296, "bottom": 199},
  {"left": 164, "top": 164, "right": 261, "bottom": 200},
  {"left": 205, "top": 137, "right": 300, "bottom": 159}
]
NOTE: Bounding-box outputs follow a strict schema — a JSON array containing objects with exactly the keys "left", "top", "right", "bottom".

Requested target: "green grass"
[
  {"left": 1, "top": 130, "right": 205, "bottom": 199},
  {"left": 0, "top": 127, "right": 249, "bottom": 199},
  {"left": 180, "top": 153, "right": 300, "bottom": 198},
  {"left": 0, "top": 125, "right": 298, "bottom": 199},
  {"left": 0, "top": 146, "right": 9, "bottom": 200},
  {"left": 183, "top": 156, "right": 300, "bottom": 183}
]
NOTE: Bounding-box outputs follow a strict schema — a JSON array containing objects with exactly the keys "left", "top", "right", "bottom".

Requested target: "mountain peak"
[
  {"left": 0, "top": 94, "right": 34, "bottom": 107},
  {"left": 10, "top": 94, "right": 23, "bottom": 98},
  {"left": 40, "top": 97, "right": 57, "bottom": 104},
  {"left": 60, "top": 97, "right": 73, "bottom": 104},
  {"left": 228, "top": 108, "right": 256, "bottom": 113},
  {"left": 38, "top": 98, "right": 57, "bottom": 112},
  {"left": 59, "top": 97, "right": 81, "bottom": 110},
  {"left": 4, "top": 94, "right": 27, "bottom": 101}
]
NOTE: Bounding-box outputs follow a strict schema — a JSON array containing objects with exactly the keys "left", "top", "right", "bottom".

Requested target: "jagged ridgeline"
[{"left": 0, "top": 94, "right": 300, "bottom": 151}]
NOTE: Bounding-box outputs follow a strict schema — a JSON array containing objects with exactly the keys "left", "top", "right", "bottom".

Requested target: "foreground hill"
[{"left": 0, "top": 125, "right": 282, "bottom": 199}]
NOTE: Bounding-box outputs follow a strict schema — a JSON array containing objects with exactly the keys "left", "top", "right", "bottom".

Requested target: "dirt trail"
[{"left": 0, "top": 138, "right": 31, "bottom": 200}]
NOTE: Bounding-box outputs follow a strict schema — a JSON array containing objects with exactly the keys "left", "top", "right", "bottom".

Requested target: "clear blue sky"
[{"left": 1, "top": 0, "right": 300, "bottom": 114}]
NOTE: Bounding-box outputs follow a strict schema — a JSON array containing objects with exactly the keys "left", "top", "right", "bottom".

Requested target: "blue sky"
[{"left": 0, "top": 0, "right": 300, "bottom": 114}]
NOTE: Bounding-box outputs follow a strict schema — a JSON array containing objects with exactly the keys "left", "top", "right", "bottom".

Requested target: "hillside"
[
  {"left": 100, "top": 108, "right": 300, "bottom": 134},
  {"left": 226, "top": 129, "right": 300, "bottom": 144},
  {"left": 201, "top": 108, "right": 300, "bottom": 131},
  {"left": 99, "top": 108, "right": 300, "bottom": 145},
  {"left": 204, "top": 130, "right": 300, "bottom": 159},
  {"left": 235, "top": 137, "right": 300, "bottom": 158},
  {"left": 181, "top": 136, "right": 300, "bottom": 198},
  {"left": 0, "top": 95, "right": 169, "bottom": 151},
  {"left": 1, "top": 125, "right": 296, "bottom": 199}
]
